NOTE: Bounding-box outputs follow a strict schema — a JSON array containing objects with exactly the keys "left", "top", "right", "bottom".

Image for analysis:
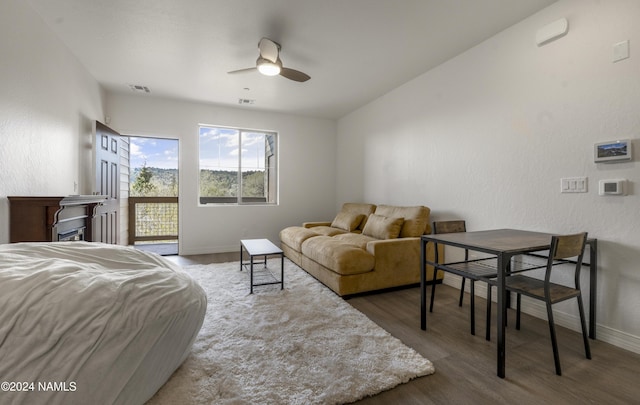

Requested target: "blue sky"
[
  {"left": 129, "top": 129, "right": 269, "bottom": 172},
  {"left": 130, "top": 137, "right": 179, "bottom": 169},
  {"left": 199, "top": 126, "right": 266, "bottom": 172}
]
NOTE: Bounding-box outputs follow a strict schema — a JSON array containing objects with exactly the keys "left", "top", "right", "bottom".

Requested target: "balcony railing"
[{"left": 128, "top": 197, "right": 178, "bottom": 244}]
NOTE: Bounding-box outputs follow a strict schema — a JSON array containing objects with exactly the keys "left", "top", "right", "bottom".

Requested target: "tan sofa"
[{"left": 279, "top": 203, "right": 442, "bottom": 296}]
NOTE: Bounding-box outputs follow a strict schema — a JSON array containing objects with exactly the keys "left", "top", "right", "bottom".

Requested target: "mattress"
[{"left": 0, "top": 242, "right": 207, "bottom": 405}]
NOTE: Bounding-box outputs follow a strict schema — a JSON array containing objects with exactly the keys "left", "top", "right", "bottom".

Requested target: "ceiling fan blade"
[
  {"left": 280, "top": 67, "right": 310, "bottom": 82},
  {"left": 258, "top": 38, "right": 280, "bottom": 63},
  {"left": 228, "top": 67, "right": 257, "bottom": 74}
]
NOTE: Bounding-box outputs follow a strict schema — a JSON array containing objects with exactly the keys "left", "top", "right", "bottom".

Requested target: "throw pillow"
[
  {"left": 362, "top": 214, "right": 404, "bottom": 239},
  {"left": 374, "top": 205, "right": 431, "bottom": 237},
  {"left": 331, "top": 211, "right": 365, "bottom": 232}
]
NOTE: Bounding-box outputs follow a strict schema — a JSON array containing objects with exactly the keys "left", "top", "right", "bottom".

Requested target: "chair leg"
[
  {"left": 470, "top": 280, "right": 475, "bottom": 336},
  {"left": 516, "top": 293, "right": 521, "bottom": 330},
  {"left": 546, "top": 302, "right": 562, "bottom": 376},
  {"left": 429, "top": 278, "right": 437, "bottom": 313},
  {"left": 459, "top": 277, "right": 466, "bottom": 306},
  {"left": 577, "top": 295, "right": 592, "bottom": 360},
  {"left": 485, "top": 284, "right": 492, "bottom": 341}
]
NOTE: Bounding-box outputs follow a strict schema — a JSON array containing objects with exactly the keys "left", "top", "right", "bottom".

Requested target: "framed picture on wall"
[{"left": 594, "top": 139, "right": 632, "bottom": 163}]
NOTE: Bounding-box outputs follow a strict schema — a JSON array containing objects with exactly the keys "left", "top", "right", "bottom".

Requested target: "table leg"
[
  {"left": 250, "top": 255, "right": 254, "bottom": 294},
  {"left": 280, "top": 253, "right": 284, "bottom": 290},
  {"left": 420, "top": 239, "right": 427, "bottom": 330},
  {"left": 589, "top": 239, "right": 597, "bottom": 339},
  {"left": 430, "top": 243, "right": 439, "bottom": 313},
  {"left": 497, "top": 253, "right": 507, "bottom": 378}
]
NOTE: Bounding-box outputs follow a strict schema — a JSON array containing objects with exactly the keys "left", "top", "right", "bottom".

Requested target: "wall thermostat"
[{"left": 598, "top": 179, "right": 627, "bottom": 195}]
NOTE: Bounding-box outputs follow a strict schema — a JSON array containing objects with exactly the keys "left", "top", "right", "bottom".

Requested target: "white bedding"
[{"left": 0, "top": 242, "right": 207, "bottom": 405}]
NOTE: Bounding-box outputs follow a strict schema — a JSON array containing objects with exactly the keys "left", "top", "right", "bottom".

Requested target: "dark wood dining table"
[{"left": 420, "top": 228, "right": 597, "bottom": 378}]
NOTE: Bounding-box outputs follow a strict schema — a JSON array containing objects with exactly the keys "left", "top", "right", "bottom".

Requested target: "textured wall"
[
  {"left": 337, "top": 0, "right": 640, "bottom": 351},
  {"left": 0, "top": 0, "right": 105, "bottom": 243},
  {"left": 105, "top": 93, "right": 337, "bottom": 254}
]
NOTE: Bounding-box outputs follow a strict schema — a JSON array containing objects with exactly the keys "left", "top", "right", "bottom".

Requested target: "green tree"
[
  {"left": 200, "top": 170, "right": 238, "bottom": 197},
  {"left": 242, "top": 171, "right": 265, "bottom": 197},
  {"left": 132, "top": 163, "right": 157, "bottom": 196}
]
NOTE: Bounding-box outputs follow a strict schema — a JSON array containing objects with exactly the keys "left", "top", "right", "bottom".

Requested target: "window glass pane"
[
  {"left": 265, "top": 133, "right": 277, "bottom": 204},
  {"left": 199, "top": 126, "right": 239, "bottom": 199},
  {"left": 241, "top": 132, "right": 266, "bottom": 201}
]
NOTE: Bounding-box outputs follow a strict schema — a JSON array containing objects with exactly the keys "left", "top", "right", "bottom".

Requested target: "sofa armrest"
[
  {"left": 366, "top": 237, "right": 420, "bottom": 268},
  {"left": 366, "top": 237, "right": 440, "bottom": 281},
  {"left": 303, "top": 221, "right": 332, "bottom": 228}
]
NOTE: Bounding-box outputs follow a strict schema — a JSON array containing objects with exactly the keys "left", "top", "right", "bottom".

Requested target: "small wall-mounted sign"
[{"left": 594, "top": 139, "right": 632, "bottom": 163}]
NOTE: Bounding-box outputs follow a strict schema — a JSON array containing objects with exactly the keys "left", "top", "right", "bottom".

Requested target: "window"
[{"left": 199, "top": 125, "right": 277, "bottom": 205}]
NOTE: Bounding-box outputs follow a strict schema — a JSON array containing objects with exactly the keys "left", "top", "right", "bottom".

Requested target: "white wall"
[
  {"left": 0, "top": 0, "right": 105, "bottom": 243},
  {"left": 105, "top": 93, "right": 337, "bottom": 255},
  {"left": 337, "top": 0, "right": 640, "bottom": 352}
]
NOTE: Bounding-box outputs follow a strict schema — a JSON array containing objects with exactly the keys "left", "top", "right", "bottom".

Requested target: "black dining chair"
[
  {"left": 505, "top": 232, "right": 591, "bottom": 375},
  {"left": 430, "top": 220, "right": 498, "bottom": 340}
]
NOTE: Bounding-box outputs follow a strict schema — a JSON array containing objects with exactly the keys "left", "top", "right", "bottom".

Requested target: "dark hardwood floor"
[{"left": 167, "top": 253, "right": 640, "bottom": 405}]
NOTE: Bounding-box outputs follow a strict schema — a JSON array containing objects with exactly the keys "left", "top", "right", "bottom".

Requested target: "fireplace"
[
  {"left": 8, "top": 195, "right": 106, "bottom": 243},
  {"left": 52, "top": 204, "right": 88, "bottom": 241},
  {"left": 57, "top": 227, "right": 85, "bottom": 242},
  {"left": 52, "top": 196, "right": 107, "bottom": 242}
]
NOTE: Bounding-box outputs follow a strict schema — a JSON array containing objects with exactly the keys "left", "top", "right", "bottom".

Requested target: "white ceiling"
[{"left": 26, "top": 0, "right": 556, "bottom": 120}]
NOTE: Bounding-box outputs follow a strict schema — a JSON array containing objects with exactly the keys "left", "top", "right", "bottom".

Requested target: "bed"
[{"left": 0, "top": 242, "right": 207, "bottom": 405}]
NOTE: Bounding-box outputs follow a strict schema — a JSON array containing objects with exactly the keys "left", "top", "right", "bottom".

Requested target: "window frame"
[{"left": 198, "top": 124, "right": 278, "bottom": 206}]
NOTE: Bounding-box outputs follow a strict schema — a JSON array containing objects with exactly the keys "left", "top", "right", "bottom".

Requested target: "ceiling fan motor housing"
[
  {"left": 256, "top": 56, "right": 282, "bottom": 76},
  {"left": 227, "top": 37, "right": 310, "bottom": 82}
]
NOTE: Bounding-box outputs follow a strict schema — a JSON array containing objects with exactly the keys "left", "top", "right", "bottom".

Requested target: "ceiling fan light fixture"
[
  {"left": 228, "top": 40, "right": 309, "bottom": 82},
  {"left": 256, "top": 57, "right": 281, "bottom": 76}
]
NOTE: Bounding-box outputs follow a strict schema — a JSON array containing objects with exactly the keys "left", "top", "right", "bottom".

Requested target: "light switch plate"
[
  {"left": 613, "top": 40, "right": 630, "bottom": 63},
  {"left": 561, "top": 177, "right": 588, "bottom": 193}
]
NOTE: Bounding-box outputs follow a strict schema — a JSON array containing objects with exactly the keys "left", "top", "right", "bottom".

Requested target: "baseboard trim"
[
  {"left": 442, "top": 275, "right": 640, "bottom": 355},
  {"left": 517, "top": 297, "right": 640, "bottom": 355}
]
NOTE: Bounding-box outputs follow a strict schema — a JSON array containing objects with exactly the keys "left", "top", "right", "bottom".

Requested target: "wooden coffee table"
[{"left": 240, "top": 239, "right": 284, "bottom": 293}]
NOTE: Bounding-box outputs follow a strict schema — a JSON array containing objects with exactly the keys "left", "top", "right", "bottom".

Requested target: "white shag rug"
[{"left": 146, "top": 259, "right": 434, "bottom": 405}]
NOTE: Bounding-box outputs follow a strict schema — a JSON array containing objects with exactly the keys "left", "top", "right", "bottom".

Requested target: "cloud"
[
  {"left": 130, "top": 142, "right": 144, "bottom": 158},
  {"left": 129, "top": 137, "right": 178, "bottom": 169}
]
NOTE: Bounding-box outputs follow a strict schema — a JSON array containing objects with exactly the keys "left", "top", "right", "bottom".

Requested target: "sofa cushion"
[
  {"left": 279, "top": 226, "right": 321, "bottom": 252},
  {"left": 374, "top": 205, "right": 431, "bottom": 237},
  {"left": 333, "top": 233, "right": 378, "bottom": 250},
  {"left": 330, "top": 211, "right": 365, "bottom": 232},
  {"left": 301, "top": 236, "right": 374, "bottom": 276},
  {"left": 305, "top": 226, "right": 348, "bottom": 237},
  {"left": 339, "top": 203, "right": 376, "bottom": 230},
  {"left": 362, "top": 214, "right": 404, "bottom": 240}
]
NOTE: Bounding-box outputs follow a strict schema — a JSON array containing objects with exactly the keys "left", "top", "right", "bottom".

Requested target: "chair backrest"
[
  {"left": 433, "top": 220, "right": 467, "bottom": 261},
  {"left": 546, "top": 232, "right": 588, "bottom": 288},
  {"left": 432, "top": 220, "right": 466, "bottom": 234},
  {"left": 551, "top": 232, "right": 588, "bottom": 260}
]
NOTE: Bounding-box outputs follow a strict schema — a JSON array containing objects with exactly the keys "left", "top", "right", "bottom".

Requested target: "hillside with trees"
[
  {"left": 130, "top": 166, "right": 178, "bottom": 197},
  {"left": 130, "top": 166, "right": 265, "bottom": 197}
]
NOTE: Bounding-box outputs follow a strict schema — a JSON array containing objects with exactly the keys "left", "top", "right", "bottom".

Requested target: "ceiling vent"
[
  {"left": 238, "top": 98, "right": 255, "bottom": 105},
  {"left": 129, "top": 84, "right": 151, "bottom": 93}
]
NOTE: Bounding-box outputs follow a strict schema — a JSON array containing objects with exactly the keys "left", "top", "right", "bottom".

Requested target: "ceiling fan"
[{"left": 228, "top": 38, "right": 311, "bottom": 82}]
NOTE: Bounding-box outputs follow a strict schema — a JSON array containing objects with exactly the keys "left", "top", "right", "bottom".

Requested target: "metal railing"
[{"left": 128, "top": 197, "right": 178, "bottom": 244}]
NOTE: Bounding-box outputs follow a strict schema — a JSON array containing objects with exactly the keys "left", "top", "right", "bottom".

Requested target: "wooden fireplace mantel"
[{"left": 8, "top": 196, "right": 106, "bottom": 243}]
